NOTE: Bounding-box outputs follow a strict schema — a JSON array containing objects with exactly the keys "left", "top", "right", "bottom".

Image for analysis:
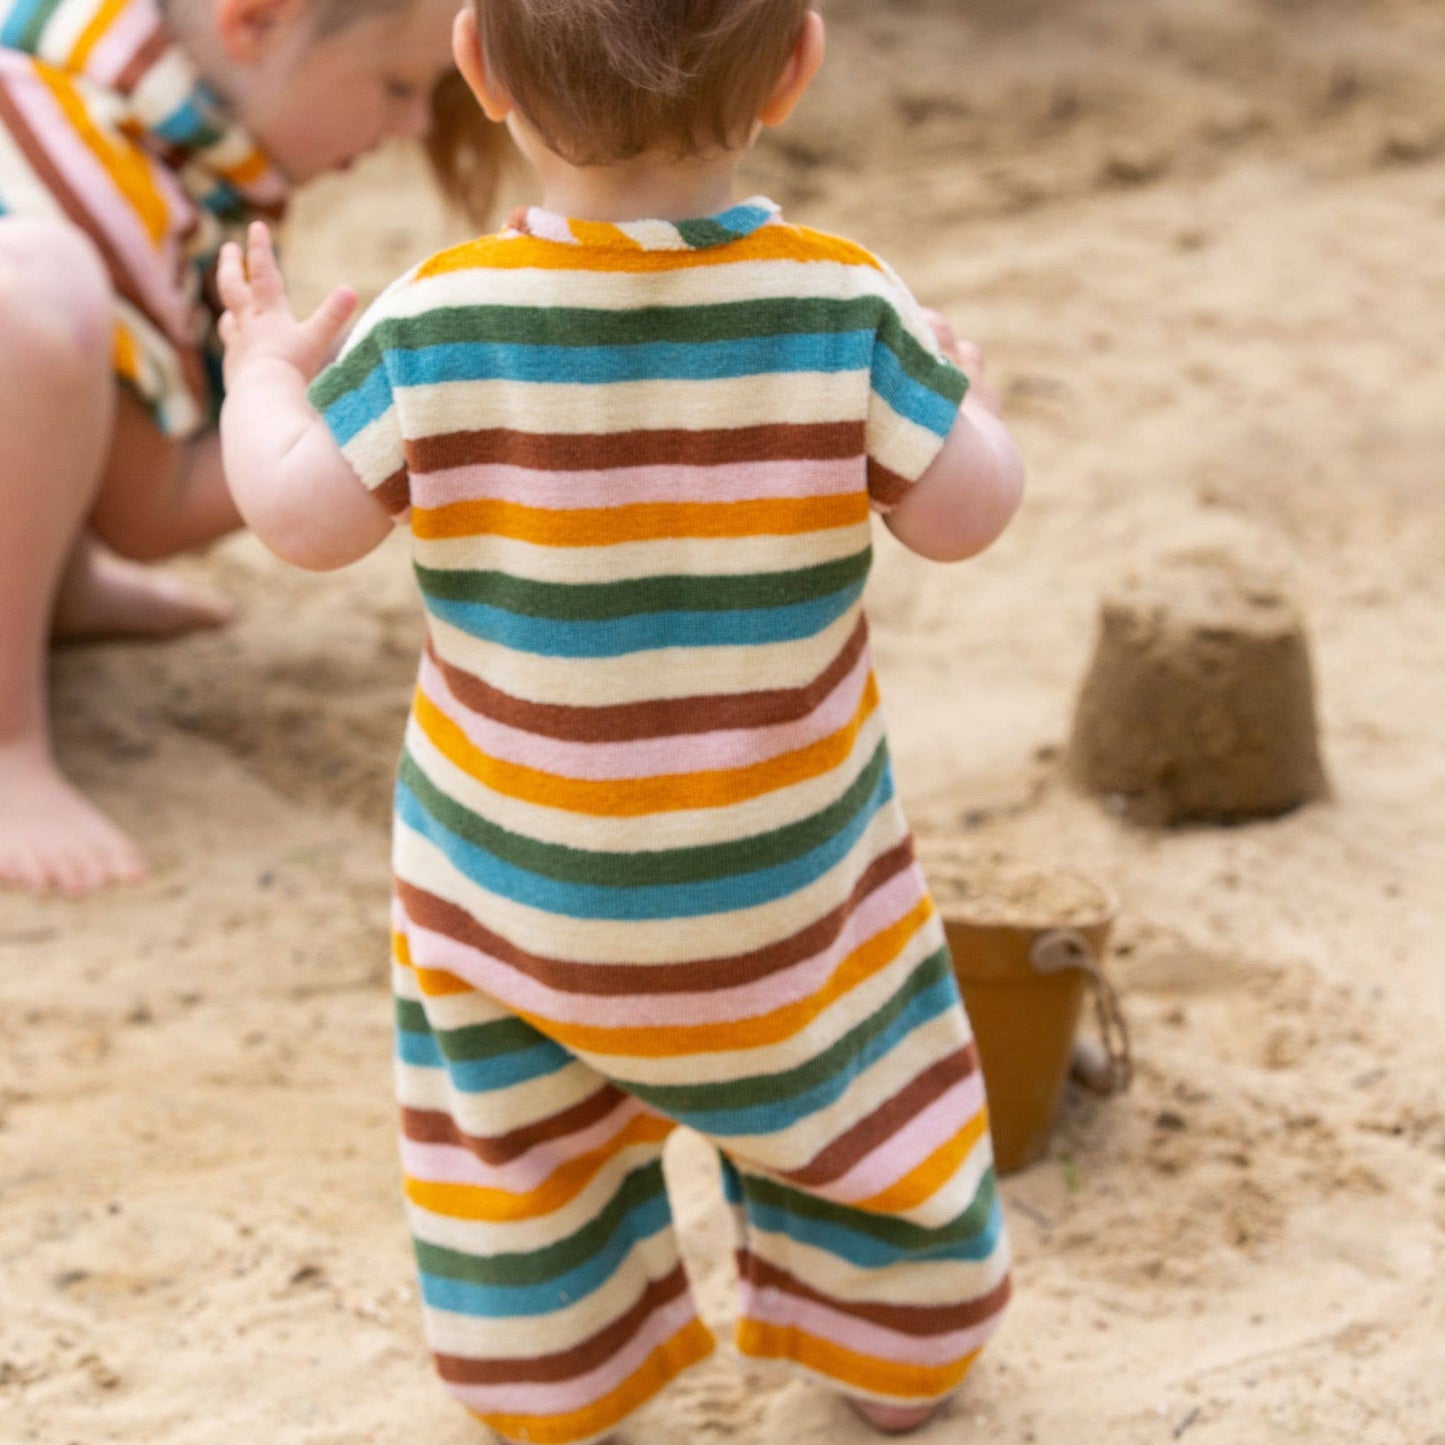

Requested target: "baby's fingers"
[
  {"left": 215, "top": 241, "right": 251, "bottom": 314},
  {"left": 297, "top": 285, "right": 359, "bottom": 368},
  {"left": 245, "top": 221, "right": 285, "bottom": 305}
]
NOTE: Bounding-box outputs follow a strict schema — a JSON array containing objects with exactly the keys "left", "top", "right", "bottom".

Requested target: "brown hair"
[{"left": 474, "top": 0, "right": 812, "bottom": 165}]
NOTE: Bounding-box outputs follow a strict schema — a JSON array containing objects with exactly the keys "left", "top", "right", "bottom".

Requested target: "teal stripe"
[
  {"left": 395, "top": 998, "right": 549, "bottom": 1063},
  {"left": 413, "top": 551, "right": 872, "bottom": 622},
  {"left": 398, "top": 735, "right": 889, "bottom": 889},
  {"left": 413, "top": 1163, "right": 667, "bottom": 1288},
  {"left": 626, "top": 947, "right": 953, "bottom": 1116},
  {"left": 740, "top": 1167, "right": 999, "bottom": 1252}
]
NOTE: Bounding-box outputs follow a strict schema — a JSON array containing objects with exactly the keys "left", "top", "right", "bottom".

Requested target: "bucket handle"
[{"left": 1030, "top": 929, "right": 1133, "bottom": 1096}]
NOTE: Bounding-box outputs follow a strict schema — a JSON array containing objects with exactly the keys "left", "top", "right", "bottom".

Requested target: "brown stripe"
[
  {"left": 737, "top": 1252, "right": 1012, "bottom": 1337},
  {"left": 400, "top": 1084, "right": 629, "bottom": 1167},
  {"left": 376, "top": 466, "right": 410, "bottom": 515},
  {"left": 427, "top": 610, "right": 870, "bottom": 742},
  {"left": 407, "top": 420, "right": 867, "bottom": 475},
  {"left": 866, "top": 459, "right": 911, "bottom": 509},
  {"left": 434, "top": 1263, "right": 694, "bottom": 1384},
  {"left": 779, "top": 1044, "right": 980, "bottom": 1189},
  {"left": 114, "top": 24, "right": 170, "bottom": 94},
  {"left": 397, "top": 838, "right": 916, "bottom": 998},
  {"left": 0, "top": 75, "right": 156, "bottom": 321}
]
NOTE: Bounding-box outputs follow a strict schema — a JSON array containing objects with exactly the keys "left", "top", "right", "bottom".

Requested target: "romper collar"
[{"left": 505, "top": 195, "right": 782, "bottom": 252}]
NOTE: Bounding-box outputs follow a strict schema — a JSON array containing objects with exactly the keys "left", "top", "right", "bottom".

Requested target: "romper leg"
[{"left": 393, "top": 916, "right": 715, "bottom": 1444}]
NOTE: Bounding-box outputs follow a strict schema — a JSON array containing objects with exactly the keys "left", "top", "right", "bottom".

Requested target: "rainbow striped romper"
[
  {"left": 310, "top": 198, "right": 1012, "bottom": 1445},
  {"left": 0, "top": 0, "right": 286, "bottom": 436}
]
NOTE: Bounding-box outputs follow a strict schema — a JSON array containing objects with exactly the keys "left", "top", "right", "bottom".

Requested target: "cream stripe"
[
  {"left": 424, "top": 604, "right": 862, "bottom": 709},
  {"left": 400, "top": 370, "right": 868, "bottom": 440},
  {"left": 393, "top": 794, "right": 912, "bottom": 967},
  {"left": 410, "top": 523, "right": 869, "bottom": 587}
]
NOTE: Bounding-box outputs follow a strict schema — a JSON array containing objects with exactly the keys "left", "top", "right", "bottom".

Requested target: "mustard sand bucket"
[{"left": 918, "top": 849, "right": 1131, "bottom": 1176}]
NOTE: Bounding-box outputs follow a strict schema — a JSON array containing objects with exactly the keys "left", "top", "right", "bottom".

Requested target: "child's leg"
[
  {"left": 0, "top": 217, "right": 144, "bottom": 896},
  {"left": 392, "top": 913, "right": 715, "bottom": 1444}
]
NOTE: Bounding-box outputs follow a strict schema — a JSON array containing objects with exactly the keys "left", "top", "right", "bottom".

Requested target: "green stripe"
[
  {"left": 16, "top": 0, "right": 66, "bottom": 50},
  {"left": 413, "top": 551, "right": 872, "bottom": 621},
  {"left": 627, "top": 947, "right": 953, "bottom": 1115},
  {"left": 395, "top": 997, "right": 549, "bottom": 1063},
  {"left": 674, "top": 218, "right": 740, "bottom": 249},
  {"left": 741, "top": 1167, "right": 998, "bottom": 1251},
  {"left": 413, "top": 1162, "right": 667, "bottom": 1287},
  {"left": 399, "top": 736, "right": 889, "bottom": 889},
  {"left": 876, "top": 308, "right": 968, "bottom": 405},
  {"left": 311, "top": 296, "right": 897, "bottom": 407}
]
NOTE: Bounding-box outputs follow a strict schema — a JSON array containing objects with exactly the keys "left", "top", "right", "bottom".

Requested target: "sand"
[{"left": 3, "top": 0, "right": 1443, "bottom": 1440}]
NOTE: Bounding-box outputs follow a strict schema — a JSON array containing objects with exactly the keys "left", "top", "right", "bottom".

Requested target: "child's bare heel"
[{"left": 848, "top": 1398, "right": 940, "bottom": 1434}]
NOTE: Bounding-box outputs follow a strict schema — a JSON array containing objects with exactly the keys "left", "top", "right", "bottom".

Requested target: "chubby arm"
[
  {"left": 883, "top": 312, "right": 1025, "bottom": 563},
  {"left": 217, "top": 223, "right": 394, "bottom": 572}
]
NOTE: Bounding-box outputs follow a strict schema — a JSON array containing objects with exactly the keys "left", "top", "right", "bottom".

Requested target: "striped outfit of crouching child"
[
  {"left": 0, "top": 0, "right": 287, "bottom": 436},
  {"left": 309, "top": 197, "right": 1012, "bottom": 1445}
]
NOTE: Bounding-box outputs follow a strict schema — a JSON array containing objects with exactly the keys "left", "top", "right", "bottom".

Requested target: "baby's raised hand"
[{"left": 217, "top": 222, "right": 357, "bottom": 387}]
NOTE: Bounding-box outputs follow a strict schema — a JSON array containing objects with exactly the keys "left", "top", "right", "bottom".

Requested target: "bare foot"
[
  {"left": 849, "top": 1399, "right": 939, "bottom": 1435},
  {"left": 52, "top": 535, "right": 233, "bottom": 643},
  {"left": 0, "top": 740, "right": 146, "bottom": 896}
]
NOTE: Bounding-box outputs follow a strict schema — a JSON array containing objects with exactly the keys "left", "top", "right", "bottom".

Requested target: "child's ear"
[
  {"left": 453, "top": 6, "right": 512, "bottom": 123},
  {"left": 758, "top": 10, "right": 825, "bottom": 128},
  {"left": 215, "top": 0, "right": 305, "bottom": 64}
]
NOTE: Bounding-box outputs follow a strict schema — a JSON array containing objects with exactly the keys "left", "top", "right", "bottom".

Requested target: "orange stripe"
[
  {"left": 67, "top": 0, "right": 128, "bottom": 71},
  {"left": 737, "top": 1321, "right": 980, "bottom": 1399},
  {"left": 418, "top": 224, "right": 883, "bottom": 279},
  {"left": 520, "top": 898, "right": 934, "bottom": 1059},
  {"left": 37, "top": 65, "right": 169, "bottom": 244},
  {"left": 473, "top": 1319, "right": 715, "bottom": 1444},
  {"left": 412, "top": 492, "right": 870, "bottom": 545},
  {"left": 566, "top": 217, "right": 643, "bottom": 251},
  {"left": 414, "top": 673, "right": 880, "bottom": 818},
  {"left": 405, "top": 1111, "right": 673, "bottom": 1222},
  {"left": 854, "top": 1107, "right": 991, "bottom": 1215}
]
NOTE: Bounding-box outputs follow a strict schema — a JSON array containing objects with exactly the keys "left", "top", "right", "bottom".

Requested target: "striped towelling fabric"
[
  {"left": 312, "top": 197, "right": 1011, "bottom": 1444},
  {"left": 0, "top": 0, "right": 286, "bottom": 436}
]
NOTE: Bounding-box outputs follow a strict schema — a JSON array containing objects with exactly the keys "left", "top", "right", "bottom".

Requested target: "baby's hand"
[
  {"left": 217, "top": 222, "right": 357, "bottom": 387},
  {"left": 922, "top": 307, "right": 1001, "bottom": 416}
]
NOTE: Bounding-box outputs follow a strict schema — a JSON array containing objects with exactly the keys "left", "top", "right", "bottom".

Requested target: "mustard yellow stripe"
[
  {"left": 567, "top": 217, "right": 642, "bottom": 251},
  {"left": 414, "top": 673, "right": 879, "bottom": 819},
  {"left": 393, "top": 931, "right": 474, "bottom": 996},
  {"left": 405, "top": 1112, "right": 674, "bottom": 1222},
  {"left": 37, "top": 66, "right": 169, "bottom": 245},
  {"left": 737, "top": 1321, "right": 980, "bottom": 1399},
  {"left": 412, "top": 493, "right": 869, "bottom": 546},
  {"left": 854, "top": 1107, "right": 991, "bottom": 1215},
  {"left": 524, "top": 897, "right": 933, "bottom": 1059},
  {"left": 112, "top": 323, "right": 141, "bottom": 386},
  {"left": 222, "top": 150, "right": 270, "bottom": 187},
  {"left": 418, "top": 224, "right": 883, "bottom": 279},
  {"left": 473, "top": 1319, "right": 715, "bottom": 1445},
  {"left": 68, "top": 0, "right": 128, "bottom": 71}
]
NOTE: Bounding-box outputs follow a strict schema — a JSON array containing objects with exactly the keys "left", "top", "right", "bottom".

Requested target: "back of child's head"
[{"left": 474, "top": 0, "right": 812, "bottom": 165}]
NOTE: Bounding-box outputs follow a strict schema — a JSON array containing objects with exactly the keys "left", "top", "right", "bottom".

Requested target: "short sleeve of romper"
[
  {"left": 864, "top": 263, "right": 970, "bottom": 515},
  {"left": 308, "top": 274, "right": 417, "bottom": 521}
]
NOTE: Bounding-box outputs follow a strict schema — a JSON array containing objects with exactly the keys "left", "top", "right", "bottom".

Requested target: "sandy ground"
[{"left": 3, "top": 1, "right": 1444, "bottom": 1440}]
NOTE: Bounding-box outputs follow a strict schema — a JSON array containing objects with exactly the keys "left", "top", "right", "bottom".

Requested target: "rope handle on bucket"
[{"left": 1030, "top": 929, "right": 1134, "bottom": 1096}]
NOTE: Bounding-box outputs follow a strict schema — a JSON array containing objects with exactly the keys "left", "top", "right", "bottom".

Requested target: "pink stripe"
[
  {"left": 411, "top": 457, "right": 863, "bottom": 511},
  {"left": 444, "top": 1289, "right": 701, "bottom": 1416},
  {"left": 418, "top": 640, "right": 872, "bottom": 781},
  {"left": 741, "top": 1287, "right": 1003, "bottom": 1370},
  {"left": 6, "top": 72, "right": 190, "bottom": 333},
  {"left": 403, "top": 865, "right": 923, "bottom": 1032},
  {"left": 399, "top": 1098, "right": 649, "bottom": 1193},
  {"left": 81, "top": 0, "right": 160, "bottom": 87},
  {"left": 823, "top": 1074, "right": 988, "bottom": 1206}
]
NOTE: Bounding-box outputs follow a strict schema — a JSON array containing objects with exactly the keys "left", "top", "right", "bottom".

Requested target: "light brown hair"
[{"left": 474, "top": 0, "right": 812, "bottom": 165}]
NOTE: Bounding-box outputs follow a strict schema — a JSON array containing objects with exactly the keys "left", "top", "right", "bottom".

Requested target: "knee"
[{"left": 0, "top": 219, "right": 113, "bottom": 378}]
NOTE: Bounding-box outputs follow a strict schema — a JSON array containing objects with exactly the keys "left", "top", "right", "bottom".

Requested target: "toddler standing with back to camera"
[
  {"left": 217, "top": 2, "right": 1024, "bottom": 1441},
  {"left": 0, "top": 0, "right": 467, "bottom": 896}
]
